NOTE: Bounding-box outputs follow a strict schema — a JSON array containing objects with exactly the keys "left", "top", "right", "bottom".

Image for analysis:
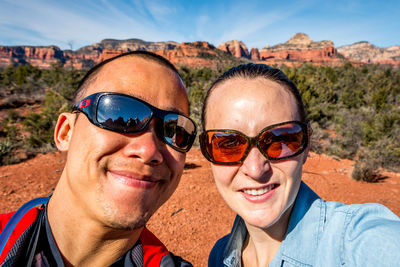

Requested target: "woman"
[{"left": 200, "top": 63, "right": 400, "bottom": 267}]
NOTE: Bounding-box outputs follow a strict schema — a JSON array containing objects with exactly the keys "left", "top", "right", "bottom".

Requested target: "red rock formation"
[
  {"left": 0, "top": 46, "right": 64, "bottom": 68},
  {"left": 337, "top": 42, "right": 400, "bottom": 66},
  {"left": 218, "top": 40, "right": 250, "bottom": 58},
  {"left": 181, "top": 41, "right": 215, "bottom": 49},
  {"left": 258, "top": 33, "right": 339, "bottom": 63},
  {"left": 250, "top": 48, "right": 260, "bottom": 60},
  {"left": 97, "top": 41, "right": 227, "bottom": 68},
  {"left": 1, "top": 35, "right": 399, "bottom": 69},
  {"left": 98, "top": 50, "right": 123, "bottom": 62},
  {"left": 259, "top": 46, "right": 338, "bottom": 63}
]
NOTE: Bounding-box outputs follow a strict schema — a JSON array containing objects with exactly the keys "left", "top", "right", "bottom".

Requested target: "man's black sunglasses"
[{"left": 72, "top": 92, "right": 197, "bottom": 152}]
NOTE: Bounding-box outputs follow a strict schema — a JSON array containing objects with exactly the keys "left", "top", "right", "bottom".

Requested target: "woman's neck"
[{"left": 242, "top": 204, "right": 293, "bottom": 267}]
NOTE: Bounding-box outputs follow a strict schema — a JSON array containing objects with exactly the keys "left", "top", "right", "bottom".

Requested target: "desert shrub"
[
  {"left": 0, "top": 64, "right": 85, "bottom": 166},
  {"left": 351, "top": 160, "right": 383, "bottom": 183},
  {"left": 22, "top": 90, "right": 71, "bottom": 150},
  {"left": 0, "top": 111, "right": 23, "bottom": 165},
  {"left": 179, "top": 66, "right": 219, "bottom": 146},
  {"left": 308, "top": 121, "right": 325, "bottom": 154},
  {"left": 283, "top": 63, "right": 400, "bottom": 179},
  {"left": 351, "top": 151, "right": 385, "bottom": 183}
]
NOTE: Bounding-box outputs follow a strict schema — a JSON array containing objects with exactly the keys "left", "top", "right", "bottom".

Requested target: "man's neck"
[{"left": 47, "top": 186, "right": 142, "bottom": 267}]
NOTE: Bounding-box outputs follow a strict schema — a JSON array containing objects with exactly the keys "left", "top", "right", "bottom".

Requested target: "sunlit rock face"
[
  {"left": 1, "top": 34, "right": 399, "bottom": 69},
  {"left": 256, "top": 33, "right": 339, "bottom": 63},
  {"left": 0, "top": 46, "right": 64, "bottom": 68},
  {"left": 338, "top": 41, "right": 400, "bottom": 65},
  {"left": 217, "top": 40, "right": 250, "bottom": 59}
]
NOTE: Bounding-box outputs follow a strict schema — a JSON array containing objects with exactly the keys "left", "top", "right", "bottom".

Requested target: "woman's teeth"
[{"left": 242, "top": 184, "right": 276, "bottom": 196}]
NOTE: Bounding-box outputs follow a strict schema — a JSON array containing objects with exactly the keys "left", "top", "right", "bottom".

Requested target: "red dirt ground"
[{"left": 1, "top": 149, "right": 399, "bottom": 266}]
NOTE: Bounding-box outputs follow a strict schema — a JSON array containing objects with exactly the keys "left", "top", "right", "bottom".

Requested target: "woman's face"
[{"left": 205, "top": 77, "right": 308, "bottom": 231}]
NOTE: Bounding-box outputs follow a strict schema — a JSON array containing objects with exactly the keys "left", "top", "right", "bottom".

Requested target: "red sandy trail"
[{"left": 1, "top": 149, "right": 399, "bottom": 266}]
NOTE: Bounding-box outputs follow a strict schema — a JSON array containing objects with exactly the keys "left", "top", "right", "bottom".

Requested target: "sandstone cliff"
[
  {"left": 255, "top": 33, "right": 339, "bottom": 64},
  {"left": 337, "top": 41, "right": 400, "bottom": 65},
  {"left": 0, "top": 39, "right": 238, "bottom": 69},
  {"left": 0, "top": 46, "right": 64, "bottom": 68},
  {"left": 250, "top": 48, "right": 260, "bottom": 60},
  {"left": 98, "top": 41, "right": 240, "bottom": 69},
  {"left": 1, "top": 34, "right": 399, "bottom": 69},
  {"left": 217, "top": 40, "right": 250, "bottom": 58}
]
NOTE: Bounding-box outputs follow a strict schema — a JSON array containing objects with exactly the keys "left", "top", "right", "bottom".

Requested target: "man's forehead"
[{"left": 85, "top": 56, "right": 189, "bottom": 114}]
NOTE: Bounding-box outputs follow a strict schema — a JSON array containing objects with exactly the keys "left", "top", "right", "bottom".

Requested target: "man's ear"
[{"left": 54, "top": 113, "right": 76, "bottom": 152}]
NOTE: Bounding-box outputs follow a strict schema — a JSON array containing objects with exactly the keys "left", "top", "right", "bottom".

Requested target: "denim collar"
[{"left": 222, "top": 182, "right": 322, "bottom": 267}]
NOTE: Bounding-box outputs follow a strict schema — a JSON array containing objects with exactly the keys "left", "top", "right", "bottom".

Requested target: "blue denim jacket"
[{"left": 209, "top": 182, "right": 400, "bottom": 267}]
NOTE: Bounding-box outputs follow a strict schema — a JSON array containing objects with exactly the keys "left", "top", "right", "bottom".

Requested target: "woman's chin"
[{"left": 241, "top": 211, "right": 281, "bottom": 230}]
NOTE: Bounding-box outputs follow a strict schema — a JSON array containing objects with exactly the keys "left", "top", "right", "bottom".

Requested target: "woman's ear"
[{"left": 54, "top": 113, "right": 76, "bottom": 152}]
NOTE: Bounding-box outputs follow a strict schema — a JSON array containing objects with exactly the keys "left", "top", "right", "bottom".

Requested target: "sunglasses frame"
[
  {"left": 200, "top": 120, "right": 309, "bottom": 165},
  {"left": 72, "top": 92, "right": 197, "bottom": 152}
]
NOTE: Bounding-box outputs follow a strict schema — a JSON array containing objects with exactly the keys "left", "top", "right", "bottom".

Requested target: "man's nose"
[
  {"left": 121, "top": 121, "right": 164, "bottom": 165},
  {"left": 240, "top": 147, "right": 271, "bottom": 182}
]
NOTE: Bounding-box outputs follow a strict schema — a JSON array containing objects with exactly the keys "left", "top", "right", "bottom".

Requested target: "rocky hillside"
[
  {"left": 0, "top": 46, "right": 65, "bottom": 68},
  {"left": 0, "top": 40, "right": 242, "bottom": 69},
  {"left": 252, "top": 33, "right": 340, "bottom": 64},
  {"left": 338, "top": 41, "right": 400, "bottom": 65},
  {"left": 1, "top": 33, "right": 399, "bottom": 69}
]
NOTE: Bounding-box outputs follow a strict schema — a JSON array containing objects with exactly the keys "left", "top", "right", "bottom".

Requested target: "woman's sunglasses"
[
  {"left": 200, "top": 121, "right": 308, "bottom": 165},
  {"left": 72, "top": 92, "right": 197, "bottom": 152}
]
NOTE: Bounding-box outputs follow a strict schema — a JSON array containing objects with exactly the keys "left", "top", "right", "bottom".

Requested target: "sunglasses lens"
[
  {"left": 97, "top": 95, "right": 152, "bottom": 132},
  {"left": 163, "top": 114, "right": 196, "bottom": 150},
  {"left": 205, "top": 132, "right": 248, "bottom": 163},
  {"left": 259, "top": 122, "right": 304, "bottom": 159}
]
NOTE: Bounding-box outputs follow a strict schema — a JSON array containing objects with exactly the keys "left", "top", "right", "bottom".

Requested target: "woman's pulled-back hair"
[{"left": 201, "top": 63, "right": 307, "bottom": 128}]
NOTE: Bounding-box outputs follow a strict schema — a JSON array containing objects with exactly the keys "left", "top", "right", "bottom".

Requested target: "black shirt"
[{"left": 32, "top": 208, "right": 143, "bottom": 267}]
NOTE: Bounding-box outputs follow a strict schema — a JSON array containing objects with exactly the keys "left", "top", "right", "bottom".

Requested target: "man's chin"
[
  {"left": 100, "top": 202, "right": 155, "bottom": 231},
  {"left": 106, "top": 217, "right": 148, "bottom": 231}
]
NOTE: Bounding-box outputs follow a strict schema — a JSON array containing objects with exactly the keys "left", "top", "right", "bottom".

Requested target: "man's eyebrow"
[
  {"left": 164, "top": 107, "right": 185, "bottom": 114},
  {"left": 132, "top": 95, "right": 186, "bottom": 114}
]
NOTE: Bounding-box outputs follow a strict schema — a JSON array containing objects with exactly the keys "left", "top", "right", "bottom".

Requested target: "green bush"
[{"left": 0, "top": 64, "right": 85, "bottom": 165}]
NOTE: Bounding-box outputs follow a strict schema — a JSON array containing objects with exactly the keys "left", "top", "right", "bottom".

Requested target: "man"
[{"left": 0, "top": 51, "right": 197, "bottom": 266}]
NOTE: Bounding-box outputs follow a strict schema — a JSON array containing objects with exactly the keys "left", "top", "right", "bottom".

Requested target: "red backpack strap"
[
  {"left": 0, "top": 208, "right": 39, "bottom": 263},
  {"left": 140, "top": 227, "right": 170, "bottom": 266}
]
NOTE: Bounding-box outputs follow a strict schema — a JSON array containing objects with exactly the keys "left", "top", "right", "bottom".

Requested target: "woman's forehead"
[
  {"left": 208, "top": 77, "right": 293, "bottom": 107},
  {"left": 205, "top": 77, "right": 299, "bottom": 129}
]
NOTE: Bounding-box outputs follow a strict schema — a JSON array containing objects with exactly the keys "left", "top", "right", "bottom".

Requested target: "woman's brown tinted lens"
[
  {"left": 207, "top": 132, "right": 248, "bottom": 162},
  {"left": 202, "top": 121, "right": 306, "bottom": 164}
]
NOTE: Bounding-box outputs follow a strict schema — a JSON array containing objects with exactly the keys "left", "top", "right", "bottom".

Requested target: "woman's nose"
[{"left": 240, "top": 147, "right": 272, "bottom": 182}]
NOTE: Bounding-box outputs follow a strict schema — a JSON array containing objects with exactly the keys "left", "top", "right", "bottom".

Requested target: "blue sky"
[{"left": 0, "top": 0, "right": 399, "bottom": 50}]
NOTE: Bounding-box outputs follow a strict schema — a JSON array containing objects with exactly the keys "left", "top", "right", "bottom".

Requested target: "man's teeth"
[{"left": 243, "top": 184, "right": 275, "bottom": 196}]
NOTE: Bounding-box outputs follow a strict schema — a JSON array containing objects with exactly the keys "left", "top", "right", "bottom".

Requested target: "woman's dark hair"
[
  {"left": 73, "top": 50, "right": 180, "bottom": 104},
  {"left": 201, "top": 63, "right": 307, "bottom": 128}
]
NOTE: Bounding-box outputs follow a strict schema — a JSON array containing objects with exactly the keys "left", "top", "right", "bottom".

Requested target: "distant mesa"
[
  {"left": 253, "top": 33, "right": 339, "bottom": 64},
  {"left": 0, "top": 33, "right": 399, "bottom": 69},
  {"left": 337, "top": 41, "right": 400, "bottom": 65}
]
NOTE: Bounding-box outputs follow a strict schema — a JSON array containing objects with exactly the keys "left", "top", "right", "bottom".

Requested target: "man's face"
[{"left": 62, "top": 57, "right": 189, "bottom": 229}]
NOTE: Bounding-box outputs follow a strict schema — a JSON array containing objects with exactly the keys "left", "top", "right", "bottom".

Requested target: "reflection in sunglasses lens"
[
  {"left": 163, "top": 114, "right": 195, "bottom": 149},
  {"left": 209, "top": 132, "right": 247, "bottom": 162},
  {"left": 97, "top": 95, "right": 152, "bottom": 132},
  {"left": 261, "top": 123, "right": 303, "bottom": 159}
]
